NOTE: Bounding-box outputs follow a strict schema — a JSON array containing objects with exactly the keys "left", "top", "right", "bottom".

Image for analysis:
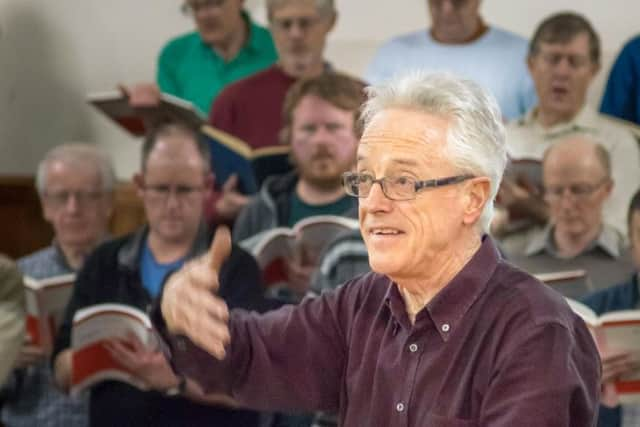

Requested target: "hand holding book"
[
  {"left": 12, "top": 333, "right": 46, "bottom": 370},
  {"left": 104, "top": 332, "right": 178, "bottom": 392}
]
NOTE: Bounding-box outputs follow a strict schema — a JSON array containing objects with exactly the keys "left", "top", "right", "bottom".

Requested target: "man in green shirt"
[{"left": 137, "top": 0, "right": 277, "bottom": 114}]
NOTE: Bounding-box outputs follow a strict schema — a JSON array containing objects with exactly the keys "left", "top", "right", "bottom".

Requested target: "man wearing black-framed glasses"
[
  {"left": 502, "top": 135, "right": 634, "bottom": 298},
  {"left": 156, "top": 73, "right": 600, "bottom": 427},
  {"left": 52, "top": 122, "right": 266, "bottom": 427},
  {"left": 502, "top": 12, "right": 640, "bottom": 238}
]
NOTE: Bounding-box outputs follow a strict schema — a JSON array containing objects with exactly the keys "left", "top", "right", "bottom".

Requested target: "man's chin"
[{"left": 303, "top": 175, "right": 343, "bottom": 191}]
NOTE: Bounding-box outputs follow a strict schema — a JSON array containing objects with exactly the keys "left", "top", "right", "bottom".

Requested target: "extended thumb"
[{"left": 210, "top": 225, "right": 232, "bottom": 272}]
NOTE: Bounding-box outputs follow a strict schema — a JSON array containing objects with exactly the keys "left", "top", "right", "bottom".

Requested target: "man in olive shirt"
[{"left": 157, "top": 74, "right": 601, "bottom": 426}]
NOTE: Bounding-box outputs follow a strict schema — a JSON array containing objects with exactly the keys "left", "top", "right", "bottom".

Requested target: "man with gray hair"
[
  {"left": 207, "top": 0, "right": 340, "bottom": 224},
  {"left": 1, "top": 144, "right": 115, "bottom": 426},
  {"left": 153, "top": 73, "right": 600, "bottom": 426},
  {"left": 500, "top": 12, "right": 640, "bottom": 237},
  {"left": 502, "top": 135, "right": 635, "bottom": 297}
]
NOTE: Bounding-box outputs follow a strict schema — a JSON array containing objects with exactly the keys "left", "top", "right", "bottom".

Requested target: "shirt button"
[
  {"left": 441, "top": 323, "right": 450, "bottom": 332},
  {"left": 396, "top": 402, "right": 405, "bottom": 412},
  {"left": 409, "top": 343, "right": 418, "bottom": 353}
]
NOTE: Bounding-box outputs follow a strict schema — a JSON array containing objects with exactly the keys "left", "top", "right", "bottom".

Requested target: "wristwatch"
[{"left": 164, "top": 375, "right": 187, "bottom": 397}]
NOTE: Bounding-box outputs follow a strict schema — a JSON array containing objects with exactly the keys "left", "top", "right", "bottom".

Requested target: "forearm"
[{"left": 181, "top": 376, "right": 239, "bottom": 407}]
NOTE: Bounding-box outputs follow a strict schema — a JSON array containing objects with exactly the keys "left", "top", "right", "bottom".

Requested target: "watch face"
[
  {"left": 165, "top": 376, "right": 186, "bottom": 397},
  {"left": 165, "top": 386, "right": 180, "bottom": 397}
]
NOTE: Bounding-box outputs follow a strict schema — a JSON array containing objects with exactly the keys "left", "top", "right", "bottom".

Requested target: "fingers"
[
  {"left": 602, "top": 351, "right": 636, "bottom": 383},
  {"left": 105, "top": 338, "right": 137, "bottom": 368},
  {"left": 125, "top": 83, "right": 161, "bottom": 106},
  {"left": 222, "top": 174, "right": 238, "bottom": 192},
  {"left": 209, "top": 225, "right": 232, "bottom": 272},
  {"left": 117, "top": 83, "right": 130, "bottom": 98}
]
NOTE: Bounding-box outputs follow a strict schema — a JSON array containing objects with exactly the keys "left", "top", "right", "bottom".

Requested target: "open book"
[
  {"left": 24, "top": 273, "right": 75, "bottom": 354},
  {"left": 201, "top": 125, "right": 291, "bottom": 194},
  {"left": 87, "top": 89, "right": 205, "bottom": 137},
  {"left": 70, "top": 303, "right": 155, "bottom": 395},
  {"left": 498, "top": 157, "right": 544, "bottom": 233},
  {"left": 504, "top": 157, "right": 543, "bottom": 192},
  {"left": 533, "top": 269, "right": 594, "bottom": 299},
  {"left": 239, "top": 215, "right": 360, "bottom": 287},
  {"left": 566, "top": 298, "right": 640, "bottom": 404}
]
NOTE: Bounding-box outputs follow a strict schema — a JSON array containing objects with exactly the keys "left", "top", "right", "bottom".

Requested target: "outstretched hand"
[{"left": 161, "top": 226, "right": 233, "bottom": 359}]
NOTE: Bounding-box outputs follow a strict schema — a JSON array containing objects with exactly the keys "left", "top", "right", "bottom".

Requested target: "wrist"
[{"left": 163, "top": 374, "right": 187, "bottom": 397}]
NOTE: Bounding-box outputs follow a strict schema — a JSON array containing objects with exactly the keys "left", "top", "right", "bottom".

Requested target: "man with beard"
[
  {"left": 233, "top": 73, "right": 365, "bottom": 299},
  {"left": 231, "top": 71, "right": 364, "bottom": 427},
  {"left": 208, "top": 0, "right": 340, "bottom": 225}
]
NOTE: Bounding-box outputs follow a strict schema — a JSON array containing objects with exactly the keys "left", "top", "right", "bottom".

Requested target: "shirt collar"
[
  {"left": 243, "top": 11, "right": 264, "bottom": 53},
  {"left": 521, "top": 104, "right": 600, "bottom": 140},
  {"left": 51, "top": 239, "right": 74, "bottom": 272},
  {"left": 525, "top": 224, "right": 623, "bottom": 258},
  {"left": 197, "top": 11, "right": 260, "bottom": 54},
  {"left": 384, "top": 235, "right": 501, "bottom": 341},
  {"left": 118, "top": 222, "right": 210, "bottom": 270}
]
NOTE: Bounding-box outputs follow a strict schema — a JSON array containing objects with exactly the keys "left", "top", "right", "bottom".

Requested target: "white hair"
[
  {"left": 36, "top": 143, "right": 116, "bottom": 194},
  {"left": 361, "top": 72, "right": 507, "bottom": 233}
]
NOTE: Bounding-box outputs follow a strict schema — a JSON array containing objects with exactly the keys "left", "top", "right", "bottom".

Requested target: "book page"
[
  {"left": 535, "top": 270, "right": 593, "bottom": 299},
  {"left": 23, "top": 274, "right": 75, "bottom": 354},
  {"left": 599, "top": 316, "right": 640, "bottom": 403},
  {"left": 71, "top": 304, "right": 153, "bottom": 395}
]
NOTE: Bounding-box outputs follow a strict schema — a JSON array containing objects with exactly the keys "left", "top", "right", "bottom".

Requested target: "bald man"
[{"left": 501, "top": 134, "right": 635, "bottom": 295}]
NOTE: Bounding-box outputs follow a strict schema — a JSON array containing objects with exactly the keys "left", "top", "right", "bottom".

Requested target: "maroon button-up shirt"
[{"left": 160, "top": 237, "right": 600, "bottom": 426}]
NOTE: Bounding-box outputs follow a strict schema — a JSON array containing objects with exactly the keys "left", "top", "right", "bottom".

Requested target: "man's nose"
[
  {"left": 287, "top": 22, "right": 305, "bottom": 39},
  {"left": 64, "top": 194, "right": 81, "bottom": 212},
  {"left": 166, "top": 190, "right": 182, "bottom": 208},
  {"left": 361, "top": 180, "right": 393, "bottom": 212},
  {"left": 553, "top": 57, "right": 574, "bottom": 75},
  {"left": 309, "top": 126, "right": 334, "bottom": 145}
]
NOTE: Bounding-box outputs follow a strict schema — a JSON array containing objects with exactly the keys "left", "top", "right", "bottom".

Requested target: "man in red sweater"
[{"left": 208, "top": 0, "right": 338, "bottom": 223}]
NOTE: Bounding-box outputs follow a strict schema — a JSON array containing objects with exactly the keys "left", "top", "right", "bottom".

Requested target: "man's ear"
[
  {"left": 133, "top": 173, "right": 145, "bottom": 198},
  {"left": 40, "top": 193, "right": 53, "bottom": 223},
  {"left": 526, "top": 55, "right": 535, "bottom": 74},
  {"left": 204, "top": 172, "right": 215, "bottom": 194},
  {"left": 462, "top": 177, "right": 491, "bottom": 226},
  {"left": 602, "top": 178, "right": 614, "bottom": 199},
  {"left": 326, "top": 11, "right": 337, "bottom": 32}
]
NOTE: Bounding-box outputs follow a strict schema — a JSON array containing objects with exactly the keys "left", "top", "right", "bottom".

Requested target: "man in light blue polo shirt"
[
  {"left": 157, "top": 0, "right": 277, "bottom": 114},
  {"left": 366, "top": 0, "right": 536, "bottom": 121}
]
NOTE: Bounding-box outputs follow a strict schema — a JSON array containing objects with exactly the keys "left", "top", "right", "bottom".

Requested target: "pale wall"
[{"left": 0, "top": 0, "right": 638, "bottom": 178}]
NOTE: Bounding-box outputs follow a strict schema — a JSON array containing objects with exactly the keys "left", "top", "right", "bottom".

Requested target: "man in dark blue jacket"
[
  {"left": 52, "top": 121, "right": 265, "bottom": 427},
  {"left": 583, "top": 188, "right": 640, "bottom": 427}
]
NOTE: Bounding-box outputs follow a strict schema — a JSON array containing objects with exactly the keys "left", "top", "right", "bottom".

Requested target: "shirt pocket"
[{"left": 423, "top": 412, "right": 477, "bottom": 427}]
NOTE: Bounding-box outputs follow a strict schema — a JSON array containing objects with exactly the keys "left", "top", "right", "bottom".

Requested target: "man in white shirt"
[{"left": 501, "top": 12, "right": 640, "bottom": 237}]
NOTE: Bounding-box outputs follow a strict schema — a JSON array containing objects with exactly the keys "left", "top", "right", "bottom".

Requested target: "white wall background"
[{"left": 0, "top": 0, "right": 638, "bottom": 179}]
